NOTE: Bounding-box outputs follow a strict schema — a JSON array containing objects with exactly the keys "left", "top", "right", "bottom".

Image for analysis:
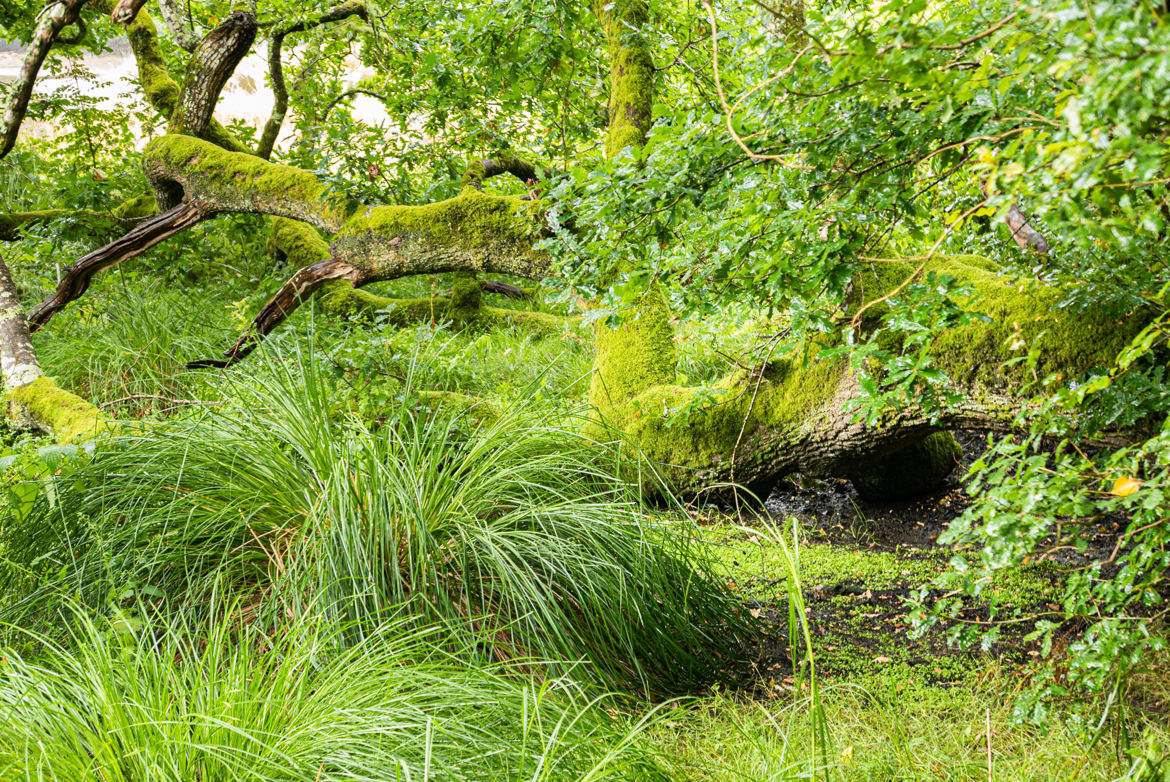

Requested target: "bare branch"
[
  {"left": 320, "top": 87, "right": 387, "bottom": 123},
  {"left": 188, "top": 256, "right": 363, "bottom": 368},
  {"left": 27, "top": 200, "right": 216, "bottom": 330},
  {"left": 257, "top": 1, "right": 369, "bottom": 159}
]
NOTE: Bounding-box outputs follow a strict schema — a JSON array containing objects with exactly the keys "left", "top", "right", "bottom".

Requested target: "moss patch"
[
  {"left": 337, "top": 188, "right": 541, "bottom": 262},
  {"left": 269, "top": 217, "right": 331, "bottom": 265},
  {"left": 693, "top": 516, "right": 1067, "bottom": 685},
  {"left": 588, "top": 289, "right": 677, "bottom": 409},
  {"left": 857, "top": 255, "right": 1148, "bottom": 390},
  {"left": 7, "top": 376, "right": 104, "bottom": 443},
  {"left": 597, "top": 353, "right": 844, "bottom": 495},
  {"left": 144, "top": 135, "right": 348, "bottom": 228}
]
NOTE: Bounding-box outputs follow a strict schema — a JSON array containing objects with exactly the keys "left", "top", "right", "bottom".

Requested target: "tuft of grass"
[
  {"left": 0, "top": 351, "right": 750, "bottom": 694},
  {"left": 0, "top": 602, "right": 669, "bottom": 781}
]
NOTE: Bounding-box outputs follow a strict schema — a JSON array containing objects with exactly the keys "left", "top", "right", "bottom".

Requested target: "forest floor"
[{"left": 650, "top": 431, "right": 1169, "bottom": 780}]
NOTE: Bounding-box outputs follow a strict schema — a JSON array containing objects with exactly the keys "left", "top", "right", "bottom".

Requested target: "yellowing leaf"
[{"left": 1110, "top": 476, "right": 1141, "bottom": 497}]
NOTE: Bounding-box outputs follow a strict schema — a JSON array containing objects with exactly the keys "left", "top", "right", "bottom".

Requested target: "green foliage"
[
  {"left": 0, "top": 604, "right": 668, "bottom": 780},
  {"left": 0, "top": 353, "right": 748, "bottom": 694}
]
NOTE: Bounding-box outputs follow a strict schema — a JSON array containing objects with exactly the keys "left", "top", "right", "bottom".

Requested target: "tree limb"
[
  {"left": 156, "top": 0, "right": 200, "bottom": 51},
  {"left": 1004, "top": 202, "right": 1050, "bottom": 254},
  {"left": 463, "top": 153, "right": 541, "bottom": 190},
  {"left": 188, "top": 257, "right": 364, "bottom": 367},
  {"left": 109, "top": 0, "right": 150, "bottom": 24},
  {"left": 257, "top": 1, "right": 369, "bottom": 159},
  {"left": 482, "top": 280, "right": 529, "bottom": 299},
  {"left": 27, "top": 200, "right": 216, "bottom": 330},
  {"left": 169, "top": 10, "right": 258, "bottom": 144},
  {"left": 0, "top": 0, "right": 89, "bottom": 159},
  {"left": 1, "top": 256, "right": 102, "bottom": 440},
  {"left": 320, "top": 87, "right": 387, "bottom": 123},
  {"left": 0, "top": 257, "right": 42, "bottom": 391}
]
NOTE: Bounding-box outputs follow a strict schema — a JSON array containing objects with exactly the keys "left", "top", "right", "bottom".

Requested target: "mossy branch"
[
  {"left": 462, "top": 153, "right": 541, "bottom": 190},
  {"left": 0, "top": 206, "right": 153, "bottom": 242}
]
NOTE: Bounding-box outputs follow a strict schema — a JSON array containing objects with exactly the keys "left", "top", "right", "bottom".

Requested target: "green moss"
[
  {"left": 144, "top": 135, "right": 347, "bottom": 227},
  {"left": 317, "top": 280, "right": 442, "bottom": 324},
  {"left": 269, "top": 217, "right": 331, "bottom": 265},
  {"left": 337, "top": 189, "right": 540, "bottom": 259},
  {"left": 124, "top": 11, "right": 180, "bottom": 116},
  {"left": 698, "top": 527, "right": 948, "bottom": 596},
  {"left": 461, "top": 160, "right": 489, "bottom": 189},
  {"left": 858, "top": 254, "right": 1148, "bottom": 389},
  {"left": 110, "top": 192, "right": 157, "bottom": 220},
  {"left": 7, "top": 376, "right": 104, "bottom": 443},
  {"left": 448, "top": 272, "right": 482, "bottom": 317},
  {"left": 847, "top": 431, "right": 962, "bottom": 501},
  {"left": 596, "top": 350, "right": 844, "bottom": 494},
  {"left": 595, "top": 0, "right": 654, "bottom": 158},
  {"left": 589, "top": 289, "right": 676, "bottom": 409},
  {"left": 316, "top": 279, "right": 569, "bottom": 334}
]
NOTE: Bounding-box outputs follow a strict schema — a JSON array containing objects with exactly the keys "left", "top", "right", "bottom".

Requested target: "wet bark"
[{"left": 27, "top": 201, "right": 215, "bottom": 330}]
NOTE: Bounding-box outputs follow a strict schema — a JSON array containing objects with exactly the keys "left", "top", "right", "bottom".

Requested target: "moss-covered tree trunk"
[
  {"left": 0, "top": 257, "right": 102, "bottom": 441},
  {"left": 592, "top": 253, "right": 1147, "bottom": 499}
]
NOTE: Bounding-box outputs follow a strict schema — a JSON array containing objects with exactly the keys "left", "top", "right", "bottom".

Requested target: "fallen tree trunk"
[{"left": 590, "top": 254, "right": 1148, "bottom": 499}]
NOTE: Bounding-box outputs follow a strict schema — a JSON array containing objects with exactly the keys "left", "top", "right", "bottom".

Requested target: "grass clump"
[
  {"left": 0, "top": 603, "right": 668, "bottom": 780},
  {"left": 0, "top": 353, "right": 749, "bottom": 695}
]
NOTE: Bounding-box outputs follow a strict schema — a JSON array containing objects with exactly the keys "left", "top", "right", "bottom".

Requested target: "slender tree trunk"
[{"left": 0, "top": 257, "right": 102, "bottom": 440}]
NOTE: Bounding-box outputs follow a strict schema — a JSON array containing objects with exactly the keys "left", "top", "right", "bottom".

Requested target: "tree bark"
[
  {"left": 1, "top": 257, "right": 102, "bottom": 440},
  {"left": 169, "top": 11, "right": 258, "bottom": 145},
  {"left": 592, "top": 254, "right": 1149, "bottom": 499}
]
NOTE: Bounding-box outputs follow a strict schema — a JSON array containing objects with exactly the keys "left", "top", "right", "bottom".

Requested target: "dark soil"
[{"left": 722, "top": 430, "right": 1127, "bottom": 692}]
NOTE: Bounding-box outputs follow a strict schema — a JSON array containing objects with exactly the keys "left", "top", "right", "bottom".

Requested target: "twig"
[{"left": 98, "top": 394, "right": 224, "bottom": 408}]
